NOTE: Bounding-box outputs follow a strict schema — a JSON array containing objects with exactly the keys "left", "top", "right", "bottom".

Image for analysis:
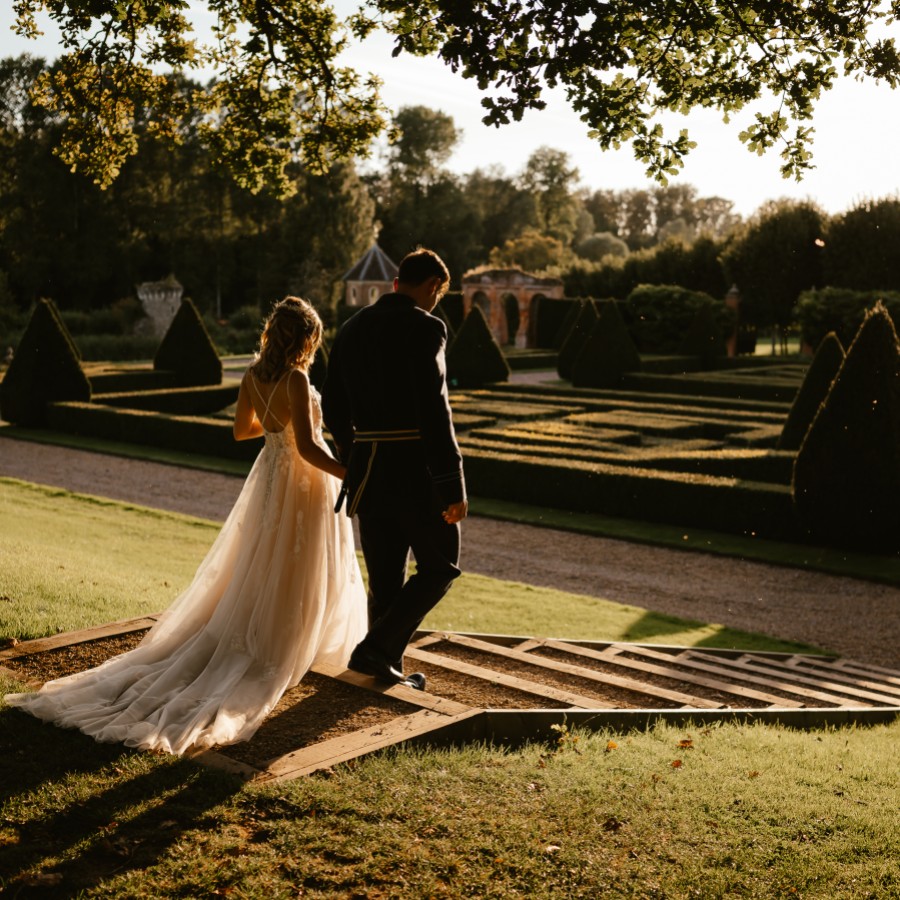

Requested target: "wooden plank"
[
  {"left": 310, "top": 662, "right": 473, "bottom": 716},
  {"left": 511, "top": 639, "right": 545, "bottom": 652},
  {"left": 659, "top": 649, "right": 875, "bottom": 707},
  {"left": 0, "top": 614, "right": 161, "bottom": 661},
  {"left": 189, "top": 748, "right": 263, "bottom": 780},
  {"left": 543, "top": 640, "right": 805, "bottom": 708},
  {"left": 827, "top": 658, "right": 900, "bottom": 686},
  {"left": 406, "top": 647, "right": 613, "bottom": 709},
  {"left": 442, "top": 633, "right": 723, "bottom": 709},
  {"left": 734, "top": 655, "right": 900, "bottom": 701},
  {"left": 720, "top": 653, "right": 900, "bottom": 706},
  {"left": 408, "top": 633, "right": 444, "bottom": 650},
  {"left": 260, "top": 709, "right": 482, "bottom": 781}
]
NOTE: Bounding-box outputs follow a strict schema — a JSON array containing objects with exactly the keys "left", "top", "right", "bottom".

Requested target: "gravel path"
[{"left": 2, "top": 435, "right": 898, "bottom": 668}]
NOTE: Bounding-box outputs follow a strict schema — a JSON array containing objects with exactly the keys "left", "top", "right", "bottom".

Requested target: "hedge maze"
[
  {"left": 451, "top": 378, "right": 801, "bottom": 541},
  {"left": 2, "top": 297, "right": 897, "bottom": 553}
]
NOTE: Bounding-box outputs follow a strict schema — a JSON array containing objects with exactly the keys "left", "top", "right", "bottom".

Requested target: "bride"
[{"left": 5, "top": 297, "right": 367, "bottom": 755}]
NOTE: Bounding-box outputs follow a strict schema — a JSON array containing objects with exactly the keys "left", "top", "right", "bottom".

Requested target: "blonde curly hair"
[{"left": 251, "top": 296, "right": 323, "bottom": 383}]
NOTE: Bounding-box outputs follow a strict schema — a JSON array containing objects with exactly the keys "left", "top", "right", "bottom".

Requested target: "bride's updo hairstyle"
[{"left": 252, "top": 296, "right": 323, "bottom": 383}]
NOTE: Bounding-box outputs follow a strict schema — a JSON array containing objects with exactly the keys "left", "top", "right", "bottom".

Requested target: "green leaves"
[{"left": 9, "top": 0, "right": 900, "bottom": 193}]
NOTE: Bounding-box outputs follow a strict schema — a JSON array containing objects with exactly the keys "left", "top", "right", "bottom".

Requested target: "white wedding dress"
[{"left": 6, "top": 378, "right": 367, "bottom": 755}]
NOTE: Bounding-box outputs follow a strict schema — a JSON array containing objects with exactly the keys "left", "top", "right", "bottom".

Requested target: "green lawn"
[
  {"left": 0, "top": 477, "right": 817, "bottom": 654},
  {"left": 2, "top": 477, "right": 898, "bottom": 898}
]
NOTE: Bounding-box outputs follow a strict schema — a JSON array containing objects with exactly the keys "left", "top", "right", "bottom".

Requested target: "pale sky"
[{"left": 2, "top": 2, "right": 899, "bottom": 218}]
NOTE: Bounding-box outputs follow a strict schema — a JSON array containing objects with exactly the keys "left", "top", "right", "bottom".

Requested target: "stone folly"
[
  {"left": 461, "top": 268, "right": 564, "bottom": 349},
  {"left": 136, "top": 276, "right": 184, "bottom": 338},
  {"left": 342, "top": 244, "right": 399, "bottom": 307}
]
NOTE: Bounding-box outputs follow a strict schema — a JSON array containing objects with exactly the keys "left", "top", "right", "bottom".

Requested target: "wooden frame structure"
[{"left": 3, "top": 618, "right": 899, "bottom": 783}]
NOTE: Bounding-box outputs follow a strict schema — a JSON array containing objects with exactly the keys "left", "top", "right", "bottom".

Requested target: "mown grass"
[
  {"left": 4, "top": 425, "right": 899, "bottom": 586},
  {"left": 0, "top": 478, "right": 817, "bottom": 655},
  {"left": 1, "top": 696, "right": 898, "bottom": 898},
  {"left": 1, "top": 479, "right": 898, "bottom": 897}
]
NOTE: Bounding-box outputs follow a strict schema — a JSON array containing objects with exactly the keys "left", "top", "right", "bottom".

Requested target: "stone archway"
[
  {"left": 461, "top": 268, "right": 564, "bottom": 348},
  {"left": 502, "top": 293, "right": 520, "bottom": 346}
]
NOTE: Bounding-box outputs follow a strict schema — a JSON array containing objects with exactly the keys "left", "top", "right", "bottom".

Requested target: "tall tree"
[
  {"left": 519, "top": 147, "right": 583, "bottom": 243},
  {"left": 14, "top": 1, "right": 898, "bottom": 193},
  {"left": 389, "top": 105, "right": 461, "bottom": 188},
  {"left": 721, "top": 199, "right": 826, "bottom": 336}
]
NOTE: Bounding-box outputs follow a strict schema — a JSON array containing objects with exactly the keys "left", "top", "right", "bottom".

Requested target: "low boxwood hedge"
[
  {"left": 94, "top": 383, "right": 240, "bottom": 415},
  {"left": 461, "top": 445, "right": 798, "bottom": 540},
  {"left": 46, "top": 401, "right": 262, "bottom": 461}
]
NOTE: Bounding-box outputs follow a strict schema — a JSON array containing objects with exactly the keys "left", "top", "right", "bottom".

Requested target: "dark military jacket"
[{"left": 322, "top": 292, "right": 465, "bottom": 516}]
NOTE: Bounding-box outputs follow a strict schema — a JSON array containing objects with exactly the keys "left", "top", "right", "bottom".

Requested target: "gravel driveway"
[{"left": 1, "top": 435, "right": 898, "bottom": 669}]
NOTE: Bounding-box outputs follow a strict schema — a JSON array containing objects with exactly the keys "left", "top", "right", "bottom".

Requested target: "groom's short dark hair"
[{"left": 397, "top": 248, "right": 449, "bottom": 287}]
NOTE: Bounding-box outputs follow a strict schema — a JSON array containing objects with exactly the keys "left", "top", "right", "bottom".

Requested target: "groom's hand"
[{"left": 442, "top": 500, "right": 468, "bottom": 525}]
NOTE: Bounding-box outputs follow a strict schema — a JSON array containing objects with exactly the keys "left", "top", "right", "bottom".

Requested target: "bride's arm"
[
  {"left": 289, "top": 370, "right": 347, "bottom": 480},
  {"left": 233, "top": 371, "right": 264, "bottom": 440}
]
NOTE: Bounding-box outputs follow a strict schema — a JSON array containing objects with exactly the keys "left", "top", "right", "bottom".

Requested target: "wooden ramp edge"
[{"left": 3, "top": 621, "right": 900, "bottom": 783}]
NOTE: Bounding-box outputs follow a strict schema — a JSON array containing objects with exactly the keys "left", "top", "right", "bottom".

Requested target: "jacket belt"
[
  {"left": 334, "top": 428, "right": 422, "bottom": 516},
  {"left": 353, "top": 428, "right": 422, "bottom": 442}
]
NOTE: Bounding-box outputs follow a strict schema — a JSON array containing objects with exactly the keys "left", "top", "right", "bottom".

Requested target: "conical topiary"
[
  {"left": 777, "top": 332, "right": 845, "bottom": 450},
  {"left": 557, "top": 300, "right": 598, "bottom": 380},
  {"left": 446, "top": 304, "right": 510, "bottom": 389},
  {"left": 432, "top": 302, "right": 456, "bottom": 340},
  {"left": 792, "top": 302, "right": 900, "bottom": 552},
  {"left": 677, "top": 303, "right": 725, "bottom": 369},
  {"left": 309, "top": 339, "right": 329, "bottom": 392},
  {"left": 0, "top": 298, "right": 90, "bottom": 425},
  {"left": 153, "top": 298, "right": 222, "bottom": 386},
  {"left": 571, "top": 300, "right": 642, "bottom": 388},
  {"left": 552, "top": 298, "right": 584, "bottom": 350}
]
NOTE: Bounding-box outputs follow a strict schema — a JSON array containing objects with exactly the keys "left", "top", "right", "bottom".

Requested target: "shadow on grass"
[
  {"left": 0, "top": 709, "right": 244, "bottom": 898},
  {"left": 621, "top": 609, "right": 824, "bottom": 654}
]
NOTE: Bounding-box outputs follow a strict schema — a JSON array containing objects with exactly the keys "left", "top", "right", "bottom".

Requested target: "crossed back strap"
[{"left": 250, "top": 369, "right": 290, "bottom": 432}]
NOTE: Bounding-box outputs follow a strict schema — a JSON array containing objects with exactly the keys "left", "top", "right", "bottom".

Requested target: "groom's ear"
[{"left": 393, "top": 277, "right": 399, "bottom": 291}]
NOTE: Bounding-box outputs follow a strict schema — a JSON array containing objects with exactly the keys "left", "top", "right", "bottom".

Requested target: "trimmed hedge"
[
  {"left": 552, "top": 298, "right": 585, "bottom": 350},
  {"left": 793, "top": 302, "right": 900, "bottom": 552},
  {"left": 437, "top": 292, "right": 464, "bottom": 332},
  {"left": 461, "top": 445, "right": 798, "bottom": 540},
  {"left": 533, "top": 296, "right": 577, "bottom": 348},
  {"left": 461, "top": 431, "right": 794, "bottom": 483},
  {"left": 309, "top": 341, "right": 329, "bottom": 392},
  {"left": 46, "top": 401, "right": 262, "bottom": 461},
  {"left": 154, "top": 298, "right": 222, "bottom": 386},
  {"left": 777, "top": 332, "right": 845, "bottom": 451},
  {"left": 447, "top": 304, "right": 510, "bottom": 388},
  {"left": 85, "top": 365, "right": 179, "bottom": 394},
  {"left": 0, "top": 299, "right": 91, "bottom": 425},
  {"left": 557, "top": 300, "right": 598, "bottom": 380},
  {"left": 678, "top": 303, "right": 726, "bottom": 369},
  {"left": 95, "top": 383, "right": 240, "bottom": 415},
  {"left": 794, "top": 287, "right": 900, "bottom": 350},
  {"left": 621, "top": 371, "right": 801, "bottom": 403},
  {"left": 624, "top": 284, "right": 729, "bottom": 354},
  {"left": 572, "top": 300, "right": 641, "bottom": 388}
]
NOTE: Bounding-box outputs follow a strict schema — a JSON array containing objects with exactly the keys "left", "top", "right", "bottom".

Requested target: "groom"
[{"left": 323, "top": 247, "right": 467, "bottom": 690}]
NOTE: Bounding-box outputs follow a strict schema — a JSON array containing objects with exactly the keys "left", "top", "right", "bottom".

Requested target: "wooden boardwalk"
[{"left": 3, "top": 620, "right": 900, "bottom": 783}]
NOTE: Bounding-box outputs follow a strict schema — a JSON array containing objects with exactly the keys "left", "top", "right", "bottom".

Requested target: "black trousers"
[{"left": 357, "top": 506, "right": 461, "bottom": 667}]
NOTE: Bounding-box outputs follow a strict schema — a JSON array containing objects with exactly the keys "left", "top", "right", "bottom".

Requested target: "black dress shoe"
[
  {"left": 348, "top": 645, "right": 407, "bottom": 684},
  {"left": 403, "top": 672, "right": 426, "bottom": 691}
]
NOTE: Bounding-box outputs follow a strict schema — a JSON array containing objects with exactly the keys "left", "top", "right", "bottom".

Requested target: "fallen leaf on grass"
[
  {"left": 748, "top": 770, "right": 761, "bottom": 779},
  {"left": 678, "top": 738, "right": 693, "bottom": 750},
  {"left": 603, "top": 816, "right": 625, "bottom": 832},
  {"left": 544, "top": 844, "right": 561, "bottom": 854},
  {"left": 606, "top": 740, "right": 618, "bottom": 752},
  {"left": 671, "top": 759, "right": 683, "bottom": 769}
]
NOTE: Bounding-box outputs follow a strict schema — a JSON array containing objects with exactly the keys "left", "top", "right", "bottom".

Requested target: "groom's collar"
[{"left": 375, "top": 292, "right": 417, "bottom": 309}]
